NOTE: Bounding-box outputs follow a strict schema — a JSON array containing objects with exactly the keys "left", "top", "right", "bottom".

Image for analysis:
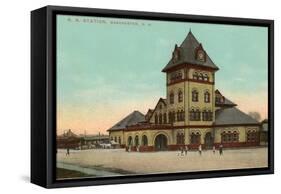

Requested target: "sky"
[{"left": 57, "top": 15, "right": 268, "bottom": 135}]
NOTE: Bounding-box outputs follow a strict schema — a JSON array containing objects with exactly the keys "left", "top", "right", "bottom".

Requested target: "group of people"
[{"left": 179, "top": 144, "right": 224, "bottom": 156}]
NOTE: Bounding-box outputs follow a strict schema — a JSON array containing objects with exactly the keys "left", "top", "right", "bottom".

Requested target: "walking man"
[
  {"left": 181, "top": 146, "right": 184, "bottom": 156},
  {"left": 212, "top": 145, "right": 216, "bottom": 154},
  {"left": 198, "top": 144, "right": 202, "bottom": 156},
  {"left": 219, "top": 144, "right": 223, "bottom": 155},
  {"left": 184, "top": 145, "right": 188, "bottom": 156}
]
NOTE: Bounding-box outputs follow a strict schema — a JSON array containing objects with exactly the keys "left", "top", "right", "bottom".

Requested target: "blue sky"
[{"left": 57, "top": 15, "right": 268, "bottom": 134}]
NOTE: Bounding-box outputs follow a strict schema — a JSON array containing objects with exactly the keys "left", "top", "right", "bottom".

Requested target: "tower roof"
[{"left": 162, "top": 31, "right": 219, "bottom": 72}]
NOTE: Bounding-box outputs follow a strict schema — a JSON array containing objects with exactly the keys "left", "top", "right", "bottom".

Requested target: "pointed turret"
[{"left": 162, "top": 30, "right": 219, "bottom": 72}]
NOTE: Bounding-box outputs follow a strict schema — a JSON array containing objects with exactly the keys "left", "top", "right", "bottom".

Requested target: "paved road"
[{"left": 57, "top": 147, "right": 268, "bottom": 178}]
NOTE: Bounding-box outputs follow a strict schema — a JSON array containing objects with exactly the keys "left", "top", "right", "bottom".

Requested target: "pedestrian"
[
  {"left": 198, "top": 144, "right": 202, "bottom": 155},
  {"left": 181, "top": 146, "right": 184, "bottom": 156},
  {"left": 219, "top": 144, "right": 223, "bottom": 155},
  {"left": 184, "top": 145, "right": 188, "bottom": 156},
  {"left": 212, "top": 145, "right": 216, "bottom": 154},
  {"left": 66, "top": 148, "right": 70, "bottom": 156}
]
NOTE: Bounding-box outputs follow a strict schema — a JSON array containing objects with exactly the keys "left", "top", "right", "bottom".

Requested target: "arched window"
[
  {"left": 170, "top": 71, "right": 183, "bottom": 82},
  {"left": 189, "top": 109, "right": 195, "bottom": 121},
  {"left": 192, "top": 90, "right": 199, "bottom": 102},
  {"left": 204, "top": 91, "right": 210, "bottom": 103},
  {"left": 118, "top": 136, "right": 121, "bottom": 144},
  {"left": 221, "top": 131, "right": 239, "bottom": 143},
  {"left": 202, "top": 110, "right": 213, "bottom": 121},
  {"left": 128, "top": 136, "right": 133, "bottom": 146},
  {"left": 170, "top": 92, "right": 174, "bottom": 104},
  {"left": 203, "top": 74, "right": 209, "bottom": 81},
  {"left": 170, "top": 111, "right": 176, "bottom": 123},
  {"left": 198, "top": 73, "right": 204, "bottom": 80},
  {"left": 178, "top": 90, "right": 183, "bottom": 102},
  {"left": 202, "top": 110, "right": 206, "bottom": 121},
  {"left": 208, "top": 110, "right": 213, "bottom": 121},
  {"left": 163, "top": 113, "right": 167, "bottom": 124},
  {"left": 168, "top": 112, "right": 172, "bottom": 123},
  {"left": 177, "top": 133, "right": 185, "bottom": 144},
  {"left": 135, "top": 136, "right": 139, "bottom": 146},
  {"left": 195, "top": 109, "right": 201, "bottom": 121},
  {"left": 190, "top": 132, "right": 201, "bottom": 144},
  {"left": 142, "top": 135, "right": 148, "bottom": 146},
  {"left": 177, "top": 110, "right": 185, "bottom": 121},
  {"left": 233, "top": 131, "right": 239, "bottom": 142},
  {"left": 193, "top": 72, "right": 198, "bottom": 80},
  {"left": 181, "top": 110, "right": 185, "bottom": 121},
  {"left": 159, "top": 113, "right": 162, "bottom": 124},
  {"left": 176, "top": 110, "right": 180, "bottom": 121},
  {"left": 247, "top": 130, "right": 259, "bottom": 143},
  {"left": 154, "top": 113, "right": 158, "bottom": 124}
]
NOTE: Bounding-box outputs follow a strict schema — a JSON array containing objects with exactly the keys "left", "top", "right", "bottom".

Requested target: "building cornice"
[
  {"left": 108, "top": 123, "right": 261, "bottom": 132},
  {"left": 163, "top": 63, "right": 219, "bottom": 73},
  {"left": 168, "top": 78, "right": 214, "bottom": 86}
]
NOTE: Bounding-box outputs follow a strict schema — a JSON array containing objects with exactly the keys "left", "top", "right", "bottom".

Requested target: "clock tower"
[{"left": 162, "top": 31, "right": 219, "bottom": 127}]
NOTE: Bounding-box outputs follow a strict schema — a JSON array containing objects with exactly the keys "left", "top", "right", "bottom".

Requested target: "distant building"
[
  {"left": 57, "top": 129, "right": 81, "bottom": 149},
  {"left": 260, "top": 119, "right": 268, "bottom": 145},
  {"left": 107, "top": 31, "right": 261, "bottom": 151},
  {"left": 57, "top": 130, "right": 110, "bottom": 149},
  {"left": 81, "top": 134, "right": 110, "bottom": 148}
]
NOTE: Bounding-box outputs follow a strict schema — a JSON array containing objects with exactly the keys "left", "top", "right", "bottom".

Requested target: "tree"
[{"left": 248, "top": 112, "right": 261, "bottom": 122}]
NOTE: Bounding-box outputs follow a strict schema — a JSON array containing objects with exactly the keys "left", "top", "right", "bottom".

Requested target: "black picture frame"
[{"left": 31, "top": 5, "right": 274, "bottom": 188}]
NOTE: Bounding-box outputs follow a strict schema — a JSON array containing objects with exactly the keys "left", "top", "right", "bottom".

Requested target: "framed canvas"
[{"left": 31, "top": 5, "right": 274, "bottom": 188}]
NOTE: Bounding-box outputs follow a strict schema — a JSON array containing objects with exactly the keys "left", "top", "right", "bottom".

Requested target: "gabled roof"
[
  {"left": 146, "top": 98, "right": 167, "bottom": 120},
  {"left": 146, "top": 109, "right": 154, "bottom": 115},
  {"left": 162, "top": 31, "right": 219, "bottom": 72},
  {"left": 159, "top": 98, "right": 167, "bottom": 106},
  {"left": 216, "top": 97, "right": 237, "bottom": 107},
  {"left": 145, "top": 109, "right": 154, "bottom": 121},
  {"left": 215, "top": 107, "right": 260, "bottom": 125},
  {"left": 107, "top": 111, "right": 145, "bottom": 131},
  {"left": 215, "top": 89, "right": 237, "bottom": 107}
]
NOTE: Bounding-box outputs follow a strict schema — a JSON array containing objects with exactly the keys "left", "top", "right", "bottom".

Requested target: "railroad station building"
[{"left": 107, "top": 31, "right": 261, "bottom": 151}]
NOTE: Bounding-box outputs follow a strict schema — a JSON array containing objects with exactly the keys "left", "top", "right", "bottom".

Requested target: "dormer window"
[
  {"left": 195, "top": 44, "right": 206, "bottom": 62},
  {"left": 197, "top": 50, "right": 205, "bottom": 61}
]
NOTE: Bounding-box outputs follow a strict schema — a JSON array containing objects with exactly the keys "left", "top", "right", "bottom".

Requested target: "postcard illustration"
[{"left": 56, "top": 15, "right": 268, "bottom": 180}]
